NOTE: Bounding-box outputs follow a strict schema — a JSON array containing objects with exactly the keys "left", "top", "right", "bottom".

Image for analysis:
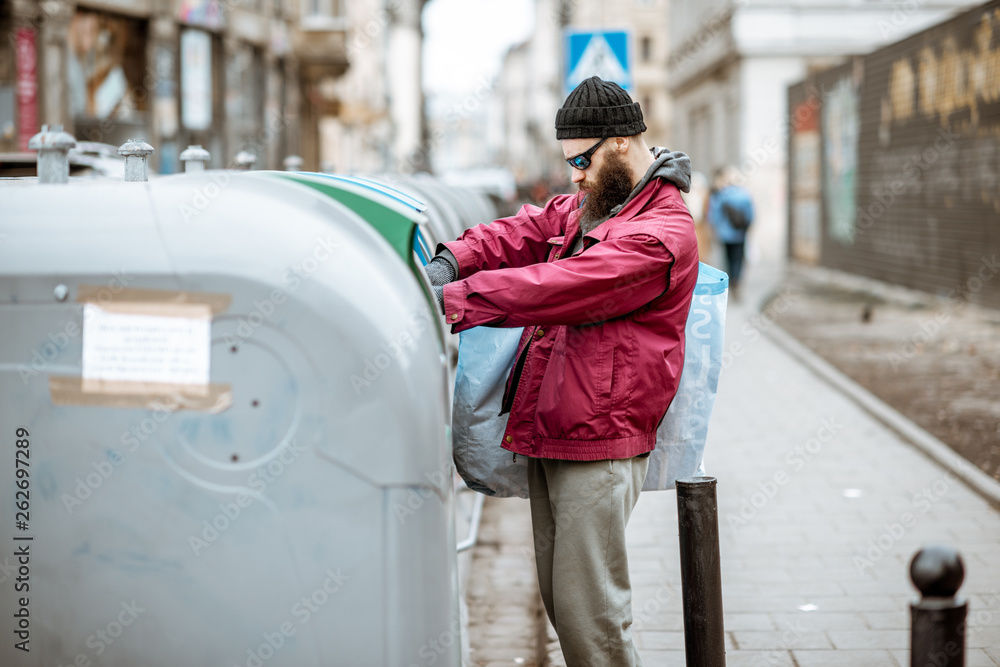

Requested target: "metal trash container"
[
  {"left": 273, "top": 172, "right": 439, "bottom": 272},
  {"left": 0, "top": 171, "right": 459, "bottom": 666}
]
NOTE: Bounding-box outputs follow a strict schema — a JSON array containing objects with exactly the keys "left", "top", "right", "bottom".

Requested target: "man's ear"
[{"left": 613, "top": 136, "right": 630, "bottom": 153}]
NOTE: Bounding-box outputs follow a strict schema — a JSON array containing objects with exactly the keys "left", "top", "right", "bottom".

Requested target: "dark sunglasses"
[{"left": 565, "top": 137, "right": 608, "bottom": 170}]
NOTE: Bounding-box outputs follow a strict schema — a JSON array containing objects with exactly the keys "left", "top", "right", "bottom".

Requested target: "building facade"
[
  {"left": 1, "top": 0, "right": 425, "bottom": 174},
  {"left": 668, "top": 0, "right": 981, "bottom": 262},
  {"left": 318, "top": 0, "right": 427, "bottom": 174}
]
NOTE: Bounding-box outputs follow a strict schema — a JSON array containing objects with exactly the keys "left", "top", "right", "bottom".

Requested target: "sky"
[{"left": 422, "top": 0, "right": 535, "bottom": 99}]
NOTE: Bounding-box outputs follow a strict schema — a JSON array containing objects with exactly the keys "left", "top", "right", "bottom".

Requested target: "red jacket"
[{"left": 442, "top": 178, "right": 699, "bottom": 461}]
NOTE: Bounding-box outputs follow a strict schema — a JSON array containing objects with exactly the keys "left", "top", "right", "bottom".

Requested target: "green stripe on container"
[{"left": 277, "top": 174, "right": 418, "bottom": 272}]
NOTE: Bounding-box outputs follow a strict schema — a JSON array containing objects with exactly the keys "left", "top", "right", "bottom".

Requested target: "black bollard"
[
  {"left": 910, "top": 545, "right": 967, "bottom": 667},
  {"left": 676, "top": 476, "right": 726, "bottom": 666}
]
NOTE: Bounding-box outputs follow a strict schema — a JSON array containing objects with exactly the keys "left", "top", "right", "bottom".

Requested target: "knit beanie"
[{"left": 555, "top": 76, "right": 646, "bottom": 140}]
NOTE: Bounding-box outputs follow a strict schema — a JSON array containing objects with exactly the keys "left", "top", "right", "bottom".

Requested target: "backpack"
[{"left": 722, "top": 199, "right": 751, "bottom": 230}]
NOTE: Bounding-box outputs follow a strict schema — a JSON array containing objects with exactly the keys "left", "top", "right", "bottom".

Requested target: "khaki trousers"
[{"left": 526, "top": 455, "right": 649, "bottom": 667}]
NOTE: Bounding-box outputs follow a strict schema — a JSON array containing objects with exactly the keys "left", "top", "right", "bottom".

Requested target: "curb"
[{"left": 764, "top": 322, "right": 1000, "bottom": 510}]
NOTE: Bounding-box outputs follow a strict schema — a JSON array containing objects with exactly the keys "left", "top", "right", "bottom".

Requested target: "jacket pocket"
[
  {"left": 535, "top": 335, "right": 615, "bottom": 439},
  {"left": 545, "top": 236, "right": 565, "bottom": 262}
]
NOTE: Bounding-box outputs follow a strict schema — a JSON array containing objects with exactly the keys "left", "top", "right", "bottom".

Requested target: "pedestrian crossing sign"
[{"left": 564, "top": 30, "right": 632, "bottom": 95}]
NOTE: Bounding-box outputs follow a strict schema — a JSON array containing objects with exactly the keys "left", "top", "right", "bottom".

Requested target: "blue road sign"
[{"left": 564, "top": 30, "right": 632, "bottom": 95}]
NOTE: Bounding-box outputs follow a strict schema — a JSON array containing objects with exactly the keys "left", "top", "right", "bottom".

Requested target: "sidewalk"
[{"left": 625, "top": 262, "right": 1000, "bottom": 666}]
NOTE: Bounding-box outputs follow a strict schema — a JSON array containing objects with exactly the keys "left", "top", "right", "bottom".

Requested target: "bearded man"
[{"left": 424, "top": 76, "right": 698, "bottom": 666}]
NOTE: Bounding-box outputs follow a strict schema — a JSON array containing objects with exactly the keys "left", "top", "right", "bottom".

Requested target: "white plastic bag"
[{"left": 451, "top": 262, "right": 728, "bottom": 497}]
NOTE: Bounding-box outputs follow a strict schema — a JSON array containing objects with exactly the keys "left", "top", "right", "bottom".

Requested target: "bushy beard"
[{"left": 579, "top": 148, "right": 635, "bottom": 229}]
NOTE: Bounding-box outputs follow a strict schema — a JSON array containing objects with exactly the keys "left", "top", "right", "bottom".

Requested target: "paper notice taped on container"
[{"left": 82, "top": 303, "right": 211, "bottom": 391}]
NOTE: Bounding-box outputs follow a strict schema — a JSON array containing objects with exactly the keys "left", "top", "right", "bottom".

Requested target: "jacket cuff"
[
  {"left": 437, "top": 248, "right": 459, "bottom": 277},
  {"left": 439, "top": 241, "right": 479, "bottom": 280},
  {"left": 442, "top": 281, "right": 467, "bottom": 330}
]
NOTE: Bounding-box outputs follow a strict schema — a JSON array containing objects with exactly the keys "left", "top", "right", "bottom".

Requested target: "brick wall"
[{"left": 788, "top": 1, "right": 1000, "bottom": 310}]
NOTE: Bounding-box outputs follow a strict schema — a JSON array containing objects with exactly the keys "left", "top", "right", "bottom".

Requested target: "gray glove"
[
  {"left": 432, "top": 285, "right": 445, "bottom": 314},
  {"left": 423, "top": 255, "right": 457, "bottom": 287}
]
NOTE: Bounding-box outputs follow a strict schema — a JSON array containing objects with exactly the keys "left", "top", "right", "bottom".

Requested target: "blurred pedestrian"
[
  {"left": 529, "top": 179, "right": 551, "bottom": 205},
  {"left": 423, "top": 76, "right": 698, "bottom": 667},
  {"left": 707, "top": 166, "right": 754, "bottom": 302}
]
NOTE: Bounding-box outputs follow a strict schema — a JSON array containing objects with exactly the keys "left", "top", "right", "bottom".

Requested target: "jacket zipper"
[
  {"left": 500, "top": 338, "right": 532, "bottom": 416},
  {"left": 505, "top": 341, "right": 534, "bottom": 463}
]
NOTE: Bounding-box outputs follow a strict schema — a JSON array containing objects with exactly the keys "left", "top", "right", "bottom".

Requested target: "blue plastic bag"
[
  {"left": 451, "top": 262, "right": 728, "bottom": 497},
  {"left": 642, "top": 263, "right": 728, "bottom": 490}
]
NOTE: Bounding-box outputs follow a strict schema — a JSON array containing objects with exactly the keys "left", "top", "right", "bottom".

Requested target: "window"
[
  {"left": 302, "top": 0, "right": 347, "bottom": 30},
  {"left": 688, "top": 104, "right": 713, "bottom": 169},
  {"left": 641, "top": 36, "right": 652, "bottom": 63}
]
